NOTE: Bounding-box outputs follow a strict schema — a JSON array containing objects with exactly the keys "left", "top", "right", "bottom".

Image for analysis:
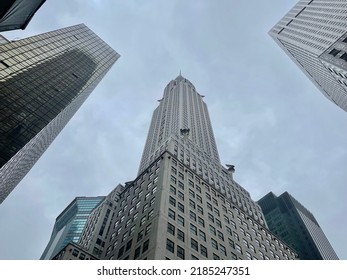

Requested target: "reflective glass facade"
[
  {"left": 40, "top": 196, "right": 105, "bottom": 260},
  {"left": 0, "top": 24, "right": 119, "bottom": 203},
  {"left": 258, "top": 192, "right": 339, "bottom": 260}
]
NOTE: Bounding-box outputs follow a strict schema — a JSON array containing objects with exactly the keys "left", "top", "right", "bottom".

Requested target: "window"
[
  {"left": 169, "top": 196, "right": 176, "bottom": 207},
  {"left": 329, "top": 48, "right": 340, "bottom": 56},
  {"left": 152, "top": 186, "right": 157, "bottom": 194},
  {"left": 341, "top": 52, "right": 347, "bottom": 62},
  {"left": 235, "top": 244, "right": 242, "bottom": 255},
  {"left": 129, "top": 225, "right": 135, "bottom": 236},
  {"left": 233, "top": 231, "right": 239, "bottom": 241},
  {"left": 178, "top": 202, "right": 185, "bottom": 213},
  {"left": 137, "top": 230, "right": 144, "bottom": 242},
  {"left": 118, "top": 246, "right": 124, "bottom": 258},
  {"left": 211, "top": 238, "right": 218, "bottom": 250},
  {"left": 213, "top": 253, "right": 220, "bottom": 260},
  {"left": 122, "top": 232, "right": 128, "bottom": 242},
  {"left": 148, "top": 209, "right": 154, "bottom": 219},
  {"left": 177, "top": 229, "right": 185, "bottom": 242},
  {"left": 190, "top": 211, "right": 196, "bottom": 221},
  {"left": 230, "top": 252, "right": 237, "bottom": 260},
  {"left": 200, "top": 245, "right": 208, "bottom": 258},
  {"left": 228, "top": 238, "right": 235, "bottom": 249},
  {"left": 145, "top": 224, "right": 152, "bottom": 235},
  {"left": 178, "top": 181, "right": 184, "bottom": 190},
  {"left": 145, "top": 192, "right": 151, "bottom": 200},
  {"left": 198, "top": 217, "right": 205, "bottom": 227},
  {"left": 212, "top": 198, "right": 218, "bottom": 206},
  {"left": 134, "top": 246, "right": 141, "bottom": 259},
  {"left": 217, "top": 231, "right": 224, "bottom": 241},
  {"left": 190, "top": 224, "right": 197, "bottom": 235},
  {"left": 249, "top": 244, "right": 255, "bottom": 253},
  {"left": 178, "top": 191, "right": 184, "bottom": 201},
  {"left": 208, "top": 213, "right": 214, "bottom": 223},
  {"left": 168, "top": 208, "right": 175, "bottom": 220},
  {"left": 199, "top": 230, "right": 206, "bottom": 242},
  {"left": 150, "top": 197, "right": 155, "bottom": 207},
  {"left": 126, "top": 239, "right": 133, "bottom": 251},
  {"left": 133, "top": 212, "right": 138, "bottom": 221},
  {"left": 166, "top": 239, "right": 174, "bottom": 253},
  {"left": 197, "top": 205, "right": 203, "bottom": 215},
  {"left": 142, "top": 239, "right": 149, "bottom": 253},
  {"left": 189, "top": 199, "right": 196, "bottom": 209},
  {"left": 177, "top": 215, "right": 185, "bottom": 226},
  {"left": 140, "top": 216, "right": 146, "bottom": 226},
  {"left": 170, "top": 186, "right": 176, "bottom": 194},
  {"left": 209, "top": 225, "right": 216, "bottom": 236},
  {"left": 72, "top": 249, "right": 79, "bottom": 257},
  {"left": 191, "top": 238, "right": 199, "bottom": 251},
  {"left": 167, "top": 223, "right": 175, "bottom": 235},
  {"left": 189, "top": 189, "right": 195, "bottom": 198},
  {"left": 243, "top": 238, "right": 249, "bottom": 248},
  {"left": 215, "top": 219, "right": 222, "bottom": 228},
  {"left": 219, "top": 244, "right": 227, "bottom": 256},
  {"left": 207, "top": 202, "right": 212, "bottom": 211},
  {"left": 177, "top": 246, "right": 185, "bottom": 260}
]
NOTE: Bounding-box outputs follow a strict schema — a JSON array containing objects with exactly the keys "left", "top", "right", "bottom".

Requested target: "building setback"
[
  {"left": 269, "top": 0, "right": 347, "bottom": 112},
  {"left": 52, "top": 242, "right": 99, "bottom": 260},
  {"left": 258, "top": 192, "right": 338, "bottom": 260},
  {"left": 0, "top": 24, "right": 119, "bottom": 203},
  {"left": 79, "top": 184, "right": 124, "bottom": 258},
  {"left": 100, "top": 75, "right": 297, "bottom": 260},
  {"left": 40, "top": 196, "right": 105, "bottom": 260}
]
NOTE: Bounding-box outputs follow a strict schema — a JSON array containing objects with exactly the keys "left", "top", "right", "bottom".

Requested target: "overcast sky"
[{"left": 0, "top": 0, "right": 346, "bottom": 260}]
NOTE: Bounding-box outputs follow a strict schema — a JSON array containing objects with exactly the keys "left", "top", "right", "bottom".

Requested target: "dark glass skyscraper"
[
  {"left": 0, "top": 24, "right": 119, "bottom": 203},
  {"left": 40, "top": 196, "right": 105, "bottom": 260},
  {"left": 0, "top": 0, "right": 46, "bottom": 32},
  {"left": 258, "top": 192, "right": 338, "bottom": 260}
]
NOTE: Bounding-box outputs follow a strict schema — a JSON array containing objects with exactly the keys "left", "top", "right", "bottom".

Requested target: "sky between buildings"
[{"left": 0, "top": 0, "right": 346, "bottom": 260}]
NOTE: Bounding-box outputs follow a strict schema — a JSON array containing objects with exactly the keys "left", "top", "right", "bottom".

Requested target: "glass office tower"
[
  {"left": 40, "top": 196, "right": 105, "bottom": 260},
  {"left": 258, "top": 192, "right": 339, "bottom": 260},
  {"left": 0, "top": 24, "right": 119, "bottom": 203}
]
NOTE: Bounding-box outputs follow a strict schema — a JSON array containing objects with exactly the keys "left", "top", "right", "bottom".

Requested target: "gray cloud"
[{"left": 0, "top": 0, "right": 346, "bottom": 259}]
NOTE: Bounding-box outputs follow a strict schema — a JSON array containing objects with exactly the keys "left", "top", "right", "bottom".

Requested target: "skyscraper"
[
  {"left": 269, "top": 0, "right": 347, "bottom": 112},
  {"left": 100, "top": 75, "right": 297, "bottom": 260},
  {"left": 40, "top": 196, "right": 105, "bottom": 260},
  {"left": 79, "top": 184, "right": 124, "bottom": 258},
  {"left": 0, "top": 0, "right": 46, "bottom": 32},
  {"left": 0, "top": 24, "right": 119, "bottom": 203},
  {"left": 258, "top": 192, "right": 338, "bottom": 260}
]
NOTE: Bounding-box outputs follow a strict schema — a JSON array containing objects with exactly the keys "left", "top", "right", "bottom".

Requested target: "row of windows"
[{"left": 170, "top": 156, "right": 263, "bottom": 223}]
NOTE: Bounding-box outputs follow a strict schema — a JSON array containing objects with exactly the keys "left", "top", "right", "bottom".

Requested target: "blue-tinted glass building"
[{"left": 40, "top": 196, "right": 105, "bottom": 260}]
